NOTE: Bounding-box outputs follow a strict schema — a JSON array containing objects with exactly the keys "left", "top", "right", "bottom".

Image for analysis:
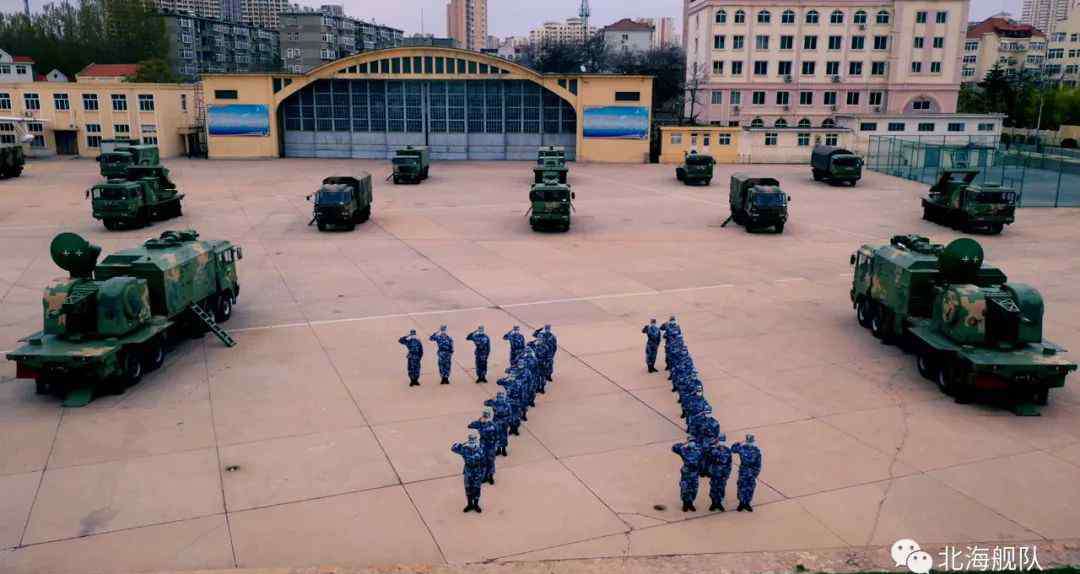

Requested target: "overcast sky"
[{"left": 0, "top": 0, "right": 1022, "bottom": 36}]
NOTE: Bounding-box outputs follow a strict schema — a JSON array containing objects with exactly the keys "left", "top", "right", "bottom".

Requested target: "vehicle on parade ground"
[
  {"left": 725, "top": 173, "right": 790, "bottom": 233},
  {"left": 675, "top": 151, "right": 715, "bottom": 186},
  {"left": 810, "top": 145, "right": 863, "bottom": 186},
  {"left": 88, "top": 165, "right": 184, "bottom": 230},
  {"left": 534, "top": 156, "right": 569, "bottom": 184},
  {"left": 921, "top": 169, "right": 1016, "bottom": 235},
  {"left": 308, "top": 173, "right": 373, "bottom": 231},
  {"left": 391, "top": 146, "right": 430, "bottom": 184},
  {"left": 850, "top": 234, "right": 1075, "bottom": 413},
  {"left": 537, "top": 145, "right": 566, "bottom": 166},
  {"left": 5, "top": 230, "right": 242, "bottom": 407},
  {"left": 99, "top": 144, "right": 160, "bottom": 179},
  {"left": 0, "top": 116, "right": 38, "bottom": 179},
  {"left": 528, "top": 177, "right": 574, "bottom": 232}
]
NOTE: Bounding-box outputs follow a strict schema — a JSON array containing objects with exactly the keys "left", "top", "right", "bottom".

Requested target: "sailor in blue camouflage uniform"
[
  {"left": 397, "top": 329, "right": 424, "bottom": 386},
  {"left": 731, "top": 434, "right": 763, "bottom": 512},
  {"left": 466, "top": 326, "right": 491, "bottom": 383},
  {"left": 468, "top": 407, "right": 499, "bottom": 485},
  {"left": 451, "top": 431, "right": 486, "bottom": 513},
  {"left": 497, "top": 368, "right": 525, "bottom": 428},
  {"left": 687, "top": 409, "right": 720, "bottom": 442},
  {"left": 539, "top": 325, "right": 557, "bottom": 381},
  {"left": 682, "top": 388, "right": 711, "bottom": 423},
  {"left": 659, "top": 316, "right": 682, "bottom": 371},
  {"left": 484, "top": 391, "right": 512, "bottom": 456},
  {"left": 642, "top": 318, "right": 662, "bottom": 373},
  {"left": 503, "top": 325, "right": 525, "bottom": 367},
  {"left": 523, "top": 343, "right": 541, "bottom": 401},
  {"left": 703, "top": 433, "right": 733, "bottom": 512},
  {"left": 429, "top": 325, "right": 454, "bottom": 384},
  {"left": 672, "top": 437, "right": 704, "bottom": 512}
]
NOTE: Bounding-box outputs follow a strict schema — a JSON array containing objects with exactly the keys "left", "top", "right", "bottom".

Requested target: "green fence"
[{"left": 867, "top": 135, "right": 1080, "bottom": 207}]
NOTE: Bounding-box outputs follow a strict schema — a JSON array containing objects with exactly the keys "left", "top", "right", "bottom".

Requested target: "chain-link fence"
[{"left": 866, "top": 135, "right": 1080, "bottom": 207}]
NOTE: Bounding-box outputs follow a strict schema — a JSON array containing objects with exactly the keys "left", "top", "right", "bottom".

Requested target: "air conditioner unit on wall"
[
  {"left": 873, "top": 105, "right": 882, "bottom": 112},
  {"left": 831, "top": 75, "right": 840, "bottom": 82},
  {"left": 830, "top": 104, "right": 838, "bottom": 111},
  {"left": 783, "top": 74, "right": 792, "bottom": 83}
]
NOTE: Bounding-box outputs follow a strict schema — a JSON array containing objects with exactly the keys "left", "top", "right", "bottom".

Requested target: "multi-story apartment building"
[
  {"left": 239, "top": 0, "right": 288, "bottom": 29},
  {"left": 0, "top": 67, "right": 197, "bottom": 158},
  {"left": 1046, "top": 10, "right": 1080, "bottom": 85},
  {"left": 153, "top": 0, "right": 287, "bottom": 27},
  {"left": 163, "top": 11, "right": 280, "bottom": 79},
  {"left": 684, "top": 0, "right": 969, "bottom": 128},
  {"left": 602, "top": 18, "right": 655, "bottom": 52},
  {"left": 962, "top": 16, "right": 1046, "bottom": 83},
  {"left": 280, "top": 6, "right": 402, "bottom": 73},
  {"left": 153, "top": 0, "right": 222, "bottom": 20},
  {"left": 1021, "top": 0, "right": 1069, "bottom": 35},
  {"left": 447, "top": 0, "right": 487, "bottom": 51},
  {"left": 0, "top": 50, "right": 35, "bottom": 83},
  {"left": 528, "top": 18, "right": 597, "bottom": 45}
]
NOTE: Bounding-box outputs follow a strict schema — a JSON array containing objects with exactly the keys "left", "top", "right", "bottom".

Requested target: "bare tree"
[{"left": 682, "top": 61, "right": 707, "bottom": 125}]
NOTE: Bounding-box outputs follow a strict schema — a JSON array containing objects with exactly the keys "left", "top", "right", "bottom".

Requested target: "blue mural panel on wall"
[
  {"left": 208, "top": 104, "right": 270, "bottom": 136},
  {"left": 582, "top": 106, "right": 649, "bottom": 139}
]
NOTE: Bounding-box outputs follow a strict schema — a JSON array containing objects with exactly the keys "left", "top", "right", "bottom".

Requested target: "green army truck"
[
  {"left": 534, "top": 156, "right": 569, "bottom": 184},
  {"left": 725, "top": 173, "right": 790, "bottom": 233},
  {"left": 675, "top": 151, "right": 715, "bottom": 186},
  {"left": 921, "top": 170, "right": 1016, "bottom": 235},
  {"left": 0, "top": 143, "right": 25, "bottom": 179},
  {"left": 811, "top": 145, "right": 863, "bottom": 186},
  {"left": 99, "top": 138, "right": 137, "bottom": 154},
  {"left": 391, "top": 146, "right": 430, "bottom": 184},
  {"left": 99, "top": 144, "right": 160, "bottom": 179},
  {"left": 850, "top": 234, "right": 1076, "bottom": 411},
  {"left": 6, "top": 230, "right": 242, "bottom": 406},
  {"left": 308, "top": 174, "right": 373, "bottom": 231},
  {"left": 88, "top": 165, "right": 184, "bottom": 230},
  {"left": 529, "top": 178, "right": 574, "bottom": 232}
]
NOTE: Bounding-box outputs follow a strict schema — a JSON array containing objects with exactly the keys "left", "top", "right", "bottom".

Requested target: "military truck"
[
  {"left": 307, "top": 174, "right": 373, "bottom": 231},
  {"left": 88, "top": 165, "right": 184, "bottom": 230},
  {"left": 921, "top": 170, "right": 1016, "bottom": 235},
  {"left": 811, "top": 145, "right": 863, "bottom": 186},
  {"left": 391, "top": 146, "right": 430, "bottom": 184},
  {"left": 529, "top": 177, "right": 574, "bottom": 232},
  {"left": 537, "top": 145, "right": 566, "bottom": 166},
  {"left": 850, "top": 234, "right": 1075, "bottom": 411},
  {"left": 534, "top": 156, "right": 569, "bottom": 184},
  {"left": 6, "top": 230, "right": 241, "bottom": 406},
  {"left": 726, "top": 173, "right": 790, "bottom": 233},
  {"left": 99, "top": 144, "right": 159, "bottom": 179},
  {"left": 99, "top": 138, "right": 137, "bottom": 154},
  {"left": 0, "top": 143, "right": 25, "bottom": 179},
  {"left": 675, "top": 151, "right": 715, "bottom": 186}
]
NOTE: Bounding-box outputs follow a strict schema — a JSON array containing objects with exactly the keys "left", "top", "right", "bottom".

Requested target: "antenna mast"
[{"left": 579, "top": 0, "right": 590, "bottom": 38}]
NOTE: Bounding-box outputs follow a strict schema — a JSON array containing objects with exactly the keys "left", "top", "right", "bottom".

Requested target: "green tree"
[{"left": 126, "top": 58, "right": 178, "bottom": 83}]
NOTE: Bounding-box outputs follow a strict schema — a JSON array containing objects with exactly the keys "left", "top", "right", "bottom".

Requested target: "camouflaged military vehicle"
[
  {"left": 308, "top": 174, "right": 373, "bottom": 231},
  {"left": 88, "top": 165, "right": 184, "bottom": 230},
  {"left": 534, "top": 156, "right": 569, "bottom": 184},
  {"left": 922, "top": 170, "right": 1016, "bottom": 234},
  {"left": 6, "top": 230, "right": 241, "bottom": 406},
  {"left": 810, "top": 145, "right": 862, "bottom": 186},
  {"left": 726, "top": 173, "right": 790, "bottom": 233},
  {"left": 391, "top": 146, "right": 430, "bottom": 184},
  {"left": 99, "top": 144, "right": 159, "bottom": 179},
  {"left": 0, "top": 143, "right": 25, "bottom": 179},
  {"left": 537, "top": 145, "right": 566, "bottom": 165},
  {"left": 675, "top": 151, "right": 715, "bottom": 186},
  {"left": 529, "top": 177, "right": 574, "bottom": 232},
  {"left": 851, "top": 234, "right": 1076, "bottom": 411}
]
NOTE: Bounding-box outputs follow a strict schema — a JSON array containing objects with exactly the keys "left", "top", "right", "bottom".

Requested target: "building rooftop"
[
  {"left": 77, "top": 63, "right": 141, "bottom": 78},
  {"left": 966, "top": 16, "right": 1045, "bottom": 39},
  {"left": 601, "top": 18, "right": 654, "bottom": 32},
  {"left": 12, "top": 55, "right": 34, "bottom": 63}
]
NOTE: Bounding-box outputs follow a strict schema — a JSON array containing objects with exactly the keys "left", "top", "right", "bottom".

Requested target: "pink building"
[{"left": 683, "top": 0, "right": 969, "bottom": 128}]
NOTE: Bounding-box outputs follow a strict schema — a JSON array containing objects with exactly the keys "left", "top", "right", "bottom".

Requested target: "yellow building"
[
  {"left": 0, "top": 64, "right": 198, "bottom": 158},
  {"left": 659, "top": 125, "right": 741, "bottom": 163},
  {"left": 201, "top": 46, "right": 654, "bottom": 163}
]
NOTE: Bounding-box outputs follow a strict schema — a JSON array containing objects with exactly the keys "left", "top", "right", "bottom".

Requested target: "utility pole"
[{"left": 24, "top": 0, "right": 30, "bottom": 17}]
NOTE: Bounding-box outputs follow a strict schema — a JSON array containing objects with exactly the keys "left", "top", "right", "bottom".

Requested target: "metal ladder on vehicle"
[{"left": 190, "top": 304, "right": 236, "bottom": 347}]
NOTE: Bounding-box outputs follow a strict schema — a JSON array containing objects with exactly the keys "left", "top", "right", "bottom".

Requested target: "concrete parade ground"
[{"left": 1, "top": 157, "right": 1080, "bottom": 574}]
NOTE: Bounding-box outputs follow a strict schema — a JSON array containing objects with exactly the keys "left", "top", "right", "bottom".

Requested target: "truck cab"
[
  {"left": 676, "top": 151, "right": 715, "bottom": 186},
  {"left": 89, "top": 166, "right": 184, "bottom": 230},
  {"left": 537, "top": 145, "right": 566, "bottom": 166},
  {"left": 922, "top": 170, "right": 1016, "bottom": 234},
  {"left": 308, "top": 174, "right": 373, "bottom": 231},
  {"left": 529, "top": 178, "right": 574, "bottom": 232},
  {"left": 729, "top": 173, "right": 789, "bottom": 233},
  {"left": 534, "top": 156, "right": 569, "bottom": 184},
  {"left": 391, "top": 146, "right": 430, "bottom": 184},
  {"left": 99, "top": 144, "right": 160, "bottom": 179},
  {"left": 811, "top": 145, "right": 863, "bottom": 186}
]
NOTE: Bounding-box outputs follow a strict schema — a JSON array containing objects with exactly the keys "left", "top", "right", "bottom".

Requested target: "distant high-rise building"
[
  {"left": 963, "top": 15, "right": 1047, "bottom": 83},
  {"left": 240, "top": 0, "right": 289, "bottom": 29},
  {"left": 528, "top": 17, "right": 596, "bottom": 45},
  {"left": 162, "top": 11, "right": 279, "bottom": 79},
  {"left": 446, "top": 0, "right": 487, "bottom": 51},
  {"left": 279, "top": 5, "right": 402, "bottom": 72},
  {"left": 1021, "top": 0, "right": 1069, "bottom": 33},
  {"left": 601, "top": 18, "right": 654, "bottom": 52},
  {"left": 152, "top": 0, "right": 222, "bottom": 20}
]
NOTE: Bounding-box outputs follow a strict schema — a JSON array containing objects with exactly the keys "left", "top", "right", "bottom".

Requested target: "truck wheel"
[
  {"left": 173, "top": 200, "right": 183, "bottom": 218},
  {"left": 144, "top": 338, "right": 165, "bottom": 371},
  {"left": 922, "top": 207, "right": 932, "bottom": 221},
  {"left": 812, "top": 170, "right": 823, "bottom": 181},
  {"left": 103, "top": 219, "right": 118, "bottom": 231},
  {"left": 35, "top": 378, "right": 52, "bottom": 395},
  {"left": 916, "top": 353, "right": 938, "bottom": 381},
  {"left": 848, "top": 180, "right": 857, "bottom": 187},
  {"left": 345, "top": 221, "right": 356, "bottom": 231},
  {"left": 870, "top": 305, "right": 891, "bottom": 341},
  {"left": 215, "top": 294, "right": 233, "bottom": 323},
  {"left": 856, "top": 298, "right": 874, "bottom": 328},
  {"left": 10, "top": 166, "right": 22, "bottom": 177},
  {"left": 120, "top": 349, "right": 144, "bottom": 387},
  {"left": 317, "top": 221, "right": 328, "bottom": 232},
  {"left": 987, "top": 223, "right": 1004, "bottom": 235},
  {"left": 775, "top": 223, "right": 785, "bottom": 233},
  {"left": 361, "top": 206, "right": 371, "bottom": 222}
]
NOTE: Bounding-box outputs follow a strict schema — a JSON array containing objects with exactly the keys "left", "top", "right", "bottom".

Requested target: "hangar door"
[{"left": 281, "top": 79, "right": 577, "bottom": 160}]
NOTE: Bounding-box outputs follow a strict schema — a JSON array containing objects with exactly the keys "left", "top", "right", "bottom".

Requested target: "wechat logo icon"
[{"left": 892, "top": 539, "right": 932, "bottom": 573}]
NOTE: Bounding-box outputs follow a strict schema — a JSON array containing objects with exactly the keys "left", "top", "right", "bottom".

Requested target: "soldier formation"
[
  {"left": 448, "top": 324, "right": 559, "bottom": 513},
  {"left": 647, "top": 317, "right": 764, "bottom": 513}
]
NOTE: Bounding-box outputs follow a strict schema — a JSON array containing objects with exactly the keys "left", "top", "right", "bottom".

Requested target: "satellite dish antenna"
[
  {"left": 939, "top": 238, "right": 984, "bottom": 283},
  {"left": 580, "top": 64, "right": 586, "bottom": 73},
  {"left": 50, "top": 232, "right": 101, "bottom": 278}
]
